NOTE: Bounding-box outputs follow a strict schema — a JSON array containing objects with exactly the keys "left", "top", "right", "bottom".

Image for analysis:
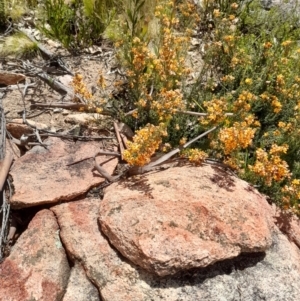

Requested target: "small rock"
[
  {"left": 62, "top": 109, "right": 70, "bottom": 115},
  {"left": 58, "top": 75, "right": 73, "bottom": 88},
  {"left": 53, "top": 108, "right": 64, "bottom": 114},
  {"left": 47, "top": 39, "right": 61, "bottom": 48},
  {"left": 0, "top": 210, "right": 70, "bottom": 301},
  {"left": 6, "top": 119, "right": 48, "bottom": 139},
  {"left": 0, "top": 72, "right": 25, "bottom": 86},
  {"left": 99, "top": 165, "right": 274, "bottom": 276},
  {"left": 64, "top": 113, "right": 104, "bottom": 125},
  {"left": 10, "top": 137, "right": 118, "bottom": 208}
]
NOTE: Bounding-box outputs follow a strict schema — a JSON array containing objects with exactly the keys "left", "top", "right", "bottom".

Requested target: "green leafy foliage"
[{"left": 40, "top": 0, "right": 117, "bottom": 50}]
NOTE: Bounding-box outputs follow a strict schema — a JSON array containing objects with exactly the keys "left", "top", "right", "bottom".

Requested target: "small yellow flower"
[
  {"left": 281, "top": 40, "right": 292, "bottom": 47},
  {"left": 231, "top": 3, "right": 239, "bottom": 9},
  {"left": 245, "top": 78, "right": 253, "bottom": 85},
  {"left": 213, "top": 9, "right": 221, "bottom": 18},
  {"left": 264, "top": 42, "right": 272, "bottom": 49},
  {"left": 292, "top": 179, "right": 300, "bottom": 185},
  {"left": 179, "top": 137, "right": 187, "bottom": 145}
]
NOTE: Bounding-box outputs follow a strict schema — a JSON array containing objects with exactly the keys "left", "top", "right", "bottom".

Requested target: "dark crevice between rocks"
[
  {"left": 80, "top": 263, "right": 105, "bottom": 301},
  {"left": 96, "top": 217, "right": 143, "bottom": 270},
  {"left": 50, "top": 208, "right": 74, "bottom": 301},
  {"left": 4, "top": 205, "right": 42, "bottom": 258},
  {"left": 137, "top": 251, "right": 266, "bottom": 289},
  {"left": 50, "top": 208, "right": 75, "bottom": 270}
]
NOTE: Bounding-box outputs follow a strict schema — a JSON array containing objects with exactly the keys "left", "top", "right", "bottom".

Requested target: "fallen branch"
[
  {"left": 37, "top": 73, "right": 85, "bottom": 103},
  {"left": 31, "top": 102, "right": 87, "bottom": 110},
  {"left": 177, "top": 110, "right": 234, "bottom": 117},
  {"left": 93, "top": 151, "right": 121, "bottom": 182},
  {"left": 92, "top": 126, "right": 218, "bottom": 181},
  {"left": 137, "top": 126, "right": 217, "bottom": 172},
  {"left": 0, "top": 189, "right": 10, "bottom": 262},
  {"left": 0, "top": 152, "right": 13, "bottom": 191},
  {"left": 113, "top": 122, "right": 125, "bottom": 160},
  {"left": 0, "top": 83, "right": 37, "bottom": 91}
]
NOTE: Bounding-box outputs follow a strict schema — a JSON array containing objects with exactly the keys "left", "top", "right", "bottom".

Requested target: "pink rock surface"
[
  {"left": 274, "top": 207, "right": 300, "bottom": 249},
  {"left": 62, "top": 263, "right": 100, "bottom": 301},
  {"left": 6, "top": 119, "right": 48, "bottom": 139},
  {"left": 0, "top": 210, "right": 70, "bottom": 301},
  {"left": 51, "top": 199, "right": 148, "bottom": 301},
  {"left": 0, "top": 72, "right": 25, "bottom": 85},
  {"left": 10, "top": 137, "right": 118, "bottom": 208},
  {"left": 99, "top": 164, "right": 274, "bottom": 276}
]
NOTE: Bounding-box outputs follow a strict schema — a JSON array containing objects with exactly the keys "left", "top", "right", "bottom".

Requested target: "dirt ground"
[{"left": 1, "top": 32, "right": 125, "bottom": 138}]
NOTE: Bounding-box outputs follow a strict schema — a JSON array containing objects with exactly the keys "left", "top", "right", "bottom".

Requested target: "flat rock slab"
[
  {"left": 0, "top": 72, "right": 25, "bottom": 85},
  {"left": 0, "top": 210, "right": 70, "bottom": 301},
  {"left": 10, "top": 137, "right": 118, "bottom": 208},
  {"left": 99, "top": 165, "right": 274, "bottom": 276}
]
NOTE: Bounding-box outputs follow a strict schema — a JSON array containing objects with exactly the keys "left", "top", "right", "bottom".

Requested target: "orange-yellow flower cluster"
[
  {"left": 181, "top": 149, "right": 208, "bottom": 165},
  {"left": 122, "top": 124, "right": 167, "bottom": 166},
  {"left": 151, "top": 89, "right": 185, "bottom": 121},
  {"left": 233, "top": 90, "right": 257, "bottom": 113},
  {"left": 72, "top": 73, "right": 93, "bottom": 100},
  {"left": 218, "top": 121, "right": 257, "bottom": 154},
  {"left": 71, "top": 73, "right": 105, "bottom": 113},
  {"left": 249, "top": 144, "right": 290, "bottom": 186},
  {"left": 282, "top": 179, "right": 300, "bottom": 209},
  {"left": 201, "top": 97, "right": 228, "bottom": 125}
]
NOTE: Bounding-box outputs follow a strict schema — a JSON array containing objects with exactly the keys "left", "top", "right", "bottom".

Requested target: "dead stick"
[
  {"left": 147, "top": 126, "right": 217, "bottom": 168},
  {"left": 177, "top": 110, "right": 234, "bottom": 117},
  {"left": 31, "top": 103, "right": 87, "bottom": 110},
  {"left": 127, "top": 126, "right": 218, "bottom": 176},
  {"left": 120, "top": 133, "right": 129, "bottom": 149},
  {"left": 0, "top": 152, "right": 13, "bottom": 191},
  {"left": 93, "top": 151, "right": 121, "bottom": 182},
  {"left": 37, "top": 73, "right": 85, "bottom": 104},
  {"left": 113, "top": 122, "right": 125, "bottom": 160}
]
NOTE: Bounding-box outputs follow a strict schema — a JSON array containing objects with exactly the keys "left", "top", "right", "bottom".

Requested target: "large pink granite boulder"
[{"left": 99, "top": 164, "right": 274, "bottom": 276}]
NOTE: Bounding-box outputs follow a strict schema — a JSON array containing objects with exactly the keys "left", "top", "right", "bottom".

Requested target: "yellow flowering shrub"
[
  {"left": 71, "top": 73, "right": 107, "bottom": 113},
  {"left": 186, "top": 0, "right": 300, "bottom": 213},
  {"left": 106, "top": 0, "right": 300, "bottom": 213},
  {"left": 115, "top": 0, "right": 199, "bottom": 165}
]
